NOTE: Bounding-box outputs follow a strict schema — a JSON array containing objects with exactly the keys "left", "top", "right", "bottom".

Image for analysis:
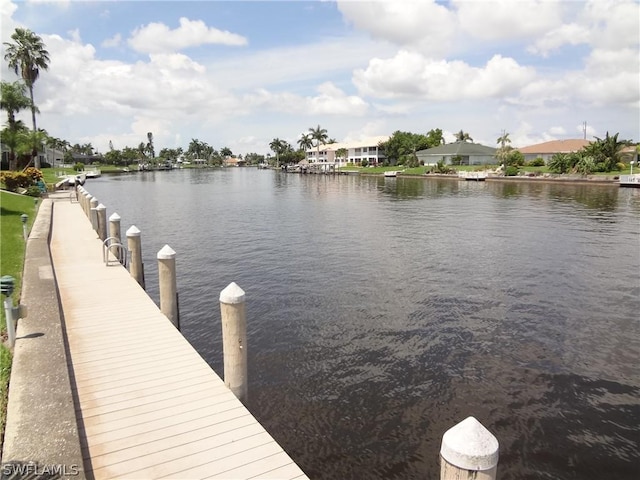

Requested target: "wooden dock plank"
[{"left": 50, "top": 198, "right": 308, "bottom": 479}]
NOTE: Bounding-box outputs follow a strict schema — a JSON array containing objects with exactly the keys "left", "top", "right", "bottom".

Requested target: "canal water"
[{"left": 85, "top": 169, "right": 639, "bottom": 480}]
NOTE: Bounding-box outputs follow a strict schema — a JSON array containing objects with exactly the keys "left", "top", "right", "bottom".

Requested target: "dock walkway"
[{"left": 49, "top": 197, "right": 308, "bottom": 479}]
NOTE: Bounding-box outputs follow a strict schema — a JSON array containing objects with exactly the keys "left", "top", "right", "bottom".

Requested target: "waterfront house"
[
  {"left": 516, "top": 139, "right": 591, "bottom": 163},
  {"left": 306, "top": 136, "right": 389, "bottom": 167},
  {"left": 415, "top": 141, "right": 497, "bottom": 166}
]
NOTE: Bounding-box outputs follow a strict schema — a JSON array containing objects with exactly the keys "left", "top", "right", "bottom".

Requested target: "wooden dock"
[{"left": 50, "top": 197, "right": 308, "bottom": 479}]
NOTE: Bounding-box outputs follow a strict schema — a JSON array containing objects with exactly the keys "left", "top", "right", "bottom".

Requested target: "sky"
[{"left": 1, "top": 0, "right": 638, "bottom": 157}]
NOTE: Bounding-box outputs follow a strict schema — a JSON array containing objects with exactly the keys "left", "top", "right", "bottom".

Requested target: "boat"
[
  {"left": 459, "top": 171, "right": 487, "bottom": 181},
  {"left": 384, "top": 171, "right": 398, "bottom": 177},
  {"left": 57, "top": 173, "right": 86, "bottom": 188},
  {"left": 84, "top": 167, "right": 101, "bottom": 178},
  {"left": 619, "top": 174, "right": 640, "bottom": 188}
]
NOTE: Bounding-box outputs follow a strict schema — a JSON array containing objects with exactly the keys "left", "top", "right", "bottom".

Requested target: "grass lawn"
[{"left": 0, "top": 189, "right": 37, "bottom": 447}]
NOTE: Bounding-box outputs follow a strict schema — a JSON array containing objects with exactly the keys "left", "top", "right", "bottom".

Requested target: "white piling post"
[
  {"left": 219, "top": 282, "right": 248, "bottom": 403},
  {"left": 109, "top": 213, "right": 122, "bottom": 261},
  {"left": 440, "top": 416, "right": 499, "bottom": 480},
  {"left": 83, "top": 192, "right": 91, "bottom": 216},
  {"left": 96, "top": 203, "right": 107, "bottom": 241},
  {"left": 157, "top": 244, "right": 179, "bottom": 329},
  {"left": 126, "top": 225, "right": 144, "bottom": 288},
  {"left": 89, "top": 197, "right": 99, "bottom": 232}
]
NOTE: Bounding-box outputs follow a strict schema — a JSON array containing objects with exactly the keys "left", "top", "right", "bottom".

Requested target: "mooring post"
[
  {"left": 157, "top": 244, "right": 179, "bottom": 329},
  {"left": 219, "top": 282, "right": 248, "bottom": 403},
  {"left": 109, "top": 213, "right": 122, "bottom": 261},
  {"left": 96, "top": 203, "right": 107, "bottom": 241},
  {"left": 126, "top": 225, "right": 145, "bottom": 288},
  {"left": 89, "top": 197, "right": 99, "bottom": 232},
  {"left": 83, "top": 192, "right": 91, "bottom": 216},
  {"left": 440, "top": 416, "right": 499, "bottom": 480}
]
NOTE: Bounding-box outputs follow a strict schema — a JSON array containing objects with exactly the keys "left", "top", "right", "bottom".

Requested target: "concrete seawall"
[{"left": 2, "top": 195, "right": 85, "bottom": 478}]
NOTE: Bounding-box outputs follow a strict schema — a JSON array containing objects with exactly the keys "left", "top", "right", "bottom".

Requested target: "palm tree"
[
  {"left": 1, "top": 80, "right": 35, "bottom": 169},
  {"left": 583, "top": 131, "right": 629, "bottom": 172},
  {"left": 497, "top": 131, "right": 511, "bottom": 149},
  {"left": 146, "top": 132, "right": 155, "bottom": 158},
  {"left": 297, "top": 133, "right": 313, "bottom": 157},
  {"left": 496, "top": 131, "right": 513, "bottom": 166},
  {"left": 4, "top": 28, "right": 50, "bottom": 168},
  {"left": 1, "top": 121, "right": 29, "bottom": 170},
  {"left": 269, "top": 138, "right": 286, "bottom": 167},
  {"left": 308, "top": 124, "right": 328, "bottom": 162},
  {"left": 138, "top": 142, "right": 147, "bottom": 161},
  {"left": 455, "top": 130, "right": 473, "bottom": 142},
  {"left": 335, "top": 147, "right": 348, "bottom": 165}
]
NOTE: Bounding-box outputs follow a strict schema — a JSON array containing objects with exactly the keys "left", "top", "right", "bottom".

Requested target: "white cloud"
[
  {"left": 581, "top": 0, "right": 640, "bottom": 50},
  {"left": 529, "top": 0, "right": 640, "bottom": 55},
  {"left": 454, "top": 0, "right": 563, "bottom": 41},
  {"left": 353, "top": 51, "right": 536, "bottom": 101},
  {"left": 128, "top": 17, "right": 247, "bottom": 54},
  {"left": 528, "top": 23, "right": 590, "bottom": 57},
  {"left": 337, "top": 0, "right": 456, "bottom": 56},
  {"left": 207, "top": 35, "right": 396, "bottom": 91},
  {"left": 548, "top": 126, "right": 567, "bottom": 136},
  {"left": 102, "top": 33, "right": 121, "bottom": 49},
  {"left": 308, "top": 82, "right": 369, "bottom": 115},
  {"left": 243, "top": 82, "right": 369, "bottom": 117}
]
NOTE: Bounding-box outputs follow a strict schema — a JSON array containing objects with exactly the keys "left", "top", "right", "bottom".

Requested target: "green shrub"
[
  {"left": 616, "top": 162, "right": 626, "bottom": 171},
  {"left": 548, "top": 153, "right": 571, "bottom": 173},
  {"left": 73, "top": 162, "right": 85, "bottom": 172},
  {"left": 0, "top": 172, "right": 33, "bottom": 191},
  {"left": 528, "top": 157, "right": 546, "bottom": 167},
  {"left": 25, "top": 185, "right": 42, "bottom": 197},
  {"left": 505, "top": 166, "right": 519, "bottom": 176},
  {"left": 361, "top": 159, "right": 369, "bottom": 167}
]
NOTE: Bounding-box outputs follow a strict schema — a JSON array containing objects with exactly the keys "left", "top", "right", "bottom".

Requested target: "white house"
[{"left": 306, "top": 136, "right": 389, "bottom": 167}]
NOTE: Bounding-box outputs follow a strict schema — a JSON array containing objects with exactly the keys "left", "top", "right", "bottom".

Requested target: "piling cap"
[
  {"left": 440, "top": 416, "right": 499, "bottom": 471},
  {"left": 157, "top": 244, "right": 176, "bottom": 260},
  {"left": 96, "top": 203, "right": 106, "bottom": 211},
  {"left": 220, "top": 282, "right": 245, "bottom": 304},
  {"left": 109, "top": 212, "right": 121, "bottom": 221},
  {"left": 126, "top": 225, "right": 141, "bottom": 237}
]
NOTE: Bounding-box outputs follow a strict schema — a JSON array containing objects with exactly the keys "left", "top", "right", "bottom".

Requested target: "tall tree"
[
  {"left": 269, "top": 138, "right": 289, "bottom": 167},
  {"left": 455, "top": 130, "right": 473, "bottom": 142},
  {"left": 4, "top": 28, "right": 50, "bottom": 168},
  {"left": 495, "top": 131, "right": 513, "bottom": 166},
  {"left": 308, "top": 124, "right": 328, "bottom": 162},
  {"left": 1, "top": 81, "right": 34, "bottom": 169},
  {"left": 425, "top": 128, "right": 445, "bottom": 147},
  {"left": 379, "top": 130, "right": 436, "bottom": 165},
  {"left": 335, "top": 147, "right": 348, "bottom": 164},
  {"left": 297, "top": 133, "right": 313, "bottom": 157},
  {"left": 146, "top": 132, "right": 155, "bottom": 158}
]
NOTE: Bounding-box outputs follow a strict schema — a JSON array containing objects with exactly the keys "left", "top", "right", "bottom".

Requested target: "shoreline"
[{"left": 360, "top": 172, "right": 621, "bottom": 186}]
